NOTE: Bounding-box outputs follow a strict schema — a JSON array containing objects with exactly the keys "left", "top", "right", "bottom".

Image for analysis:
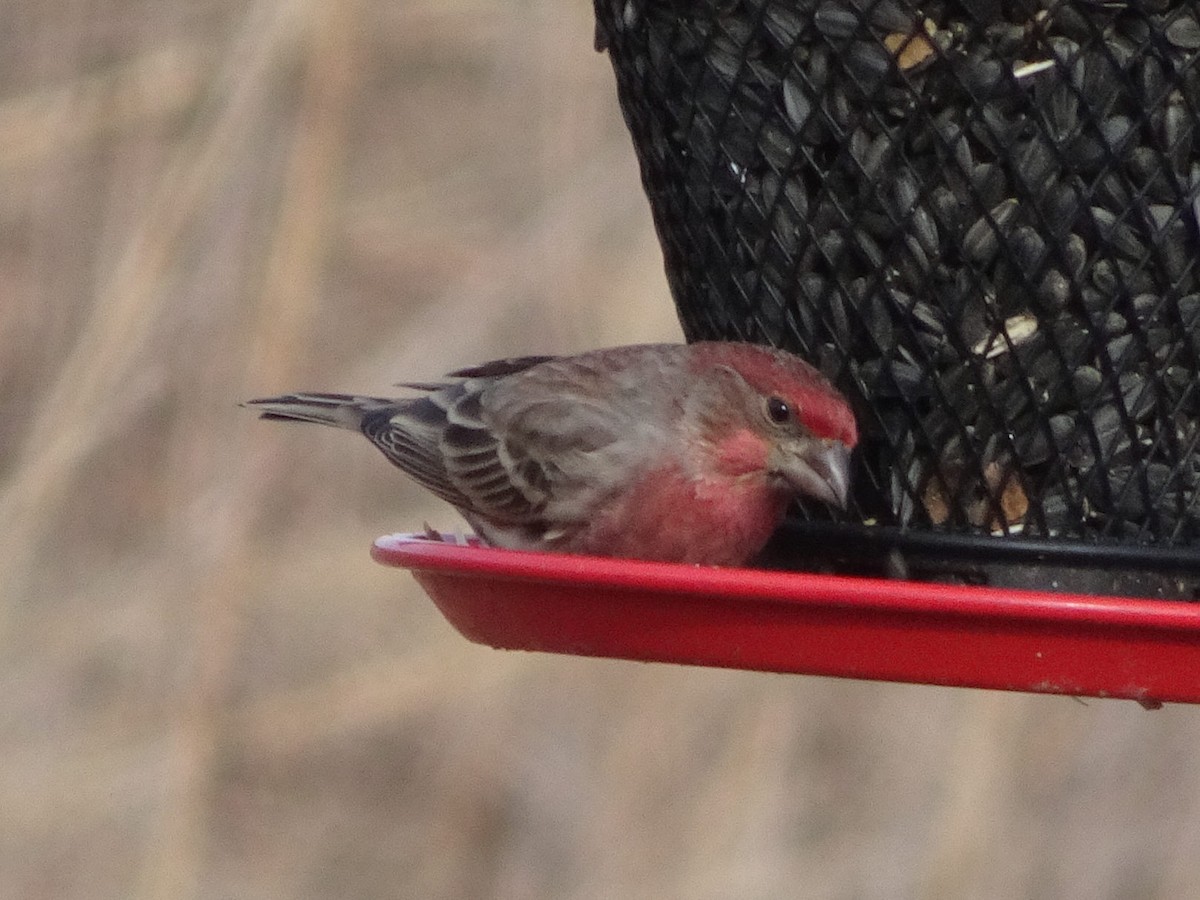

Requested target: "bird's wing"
[
  {"left": 358, "top": 372, "right": 624, "bottom": 523},
  {"left": 359, "top": 396, "right": 470, "bottom": 509},
  {"left": 438, "top": 351, "right": 676, "bottom": 526},
  {"left": 362, "top": 356, "right": 564, "bottom": 509}
]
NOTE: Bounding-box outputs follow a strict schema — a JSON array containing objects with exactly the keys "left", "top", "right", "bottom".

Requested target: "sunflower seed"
[
  {"left": 759, "top": 122, "right": 795, "bottom": 167},
  {"left": 1036, "top": 269, "right": 1071, "bottom": 312},
  {"left": 852, "top": 228, "right": 884, "bottom": 268},
  {"left": 911, "top": 206, "right": 940, "bottom": 257},
  {"left": 1163, "top": 92, "right": 1193, "bottom": 173},
  {"left": 1166, "top": 15, "right": 1200, "bottom": 50},
  {"left": 1101, "top": 116, "right": 1136, "bottom": 156},
  {"left": 814, "top": 2, "right": 859, "bottom": 40},
  {"left": 827, "top": 85, "right": 852, "bottom": 131},
  {"left": 1178, "top": 293, "right": 1200, "bottom": 328},
  {"left": 1140, "top": 55, "right": 1168, "bottom": 107},
  {"left": 1120, "top": 372, "right": 1156, "bottom": 421},
  {"left": 782, "top": 76, "right": 814, "bottom": 130},
  {"left": 1106, "top": 333, "right": 1143, "bottom": 367},
  {"left": 1012, "top": 58, "right": 1054, "bottom": 81},
  {"left": 1072, "top": 366, "right": 1103, "bottom": 401},
  {"left": 1045, "top": 82, "right": 1079, "bottom": 142},
  {"left": 1040, "top": 184, "right": 1083, "bottom": 237},
  {"left": 972, "top": 312, "right": 1038, "bottom": 358},
  {"left": 1090, "top": 207, "right": 1145, "bottom": 261},
  {"left": 1050, "top": 412, "right": 1078, "bottom": 448},
  {"left": 708, "top": 36, "right": 743, "bottom": 84},
  {"left": 1014, "top": 140, "right": 1056, "bottom": 191},
  {"left": 963, "top": 198, "right": 1019, "bottom": 265},
  {"left": 1010, "top": 225, "right": 1047, "bottom": 274},
  {"left": 763, "top": 4, "right": 807, "bottom": 47},
  {"left": 1128, "top": 146, "right": 1174, "bottom": 202},
  {"left": 1095, "top": 173, "right": 1131, "bottom": 213},
  {"left": 929, "top": 186, "right": 963, "bottom": 236},
  {"left": 887, "top": 359, "right": 925, "bottom": 394},
  {"left": 864, "top": 0, "right": 913, "bottom": 33},
  {"left": 1064, "top": 233, "right": 1087, "bottom": 277},
  {"left": 1050, "top": 315, "right": 1093, "bottom": 366},
  {"left": 1101, "top": 312, "right": 1128, "bottom": 336},
  {"left": 1091, "top": 260, "right": 1119, "bottom": 296},
  {"left": 1051, "top": 5, "right": 1101, "bottom": 45},
  {"left": 1091, "top": 404, "right": 1127, "bottom": 458},
  {"left": 956, "top": 53, "right": 1005, "bottom": 97},
  {"left": 846, "top": 40, "right": 893, "bottom": 90}
]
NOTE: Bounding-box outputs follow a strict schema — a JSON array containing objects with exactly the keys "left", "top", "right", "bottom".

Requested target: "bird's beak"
[{"left": 777, "top": 439, "right": 853, "bottom": 509}]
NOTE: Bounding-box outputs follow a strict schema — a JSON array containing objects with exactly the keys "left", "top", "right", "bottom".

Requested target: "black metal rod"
[{"left": 778, "top": 520, "right": 1200, "bottom": 573}]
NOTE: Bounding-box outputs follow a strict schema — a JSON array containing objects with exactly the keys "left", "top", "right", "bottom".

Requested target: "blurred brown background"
[{"left": 4, "top": 2, "right": 1200, "bottom": 898}]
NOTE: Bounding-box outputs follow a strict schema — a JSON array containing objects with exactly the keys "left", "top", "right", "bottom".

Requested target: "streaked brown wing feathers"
[
  {"left": 359, "top": 382, "right": 554, "bottom": 522},
  {"left": 366, "top": 351, "right": 654, "bottom": 527},
  {"left": 440, "top": 419, "right": 550, "bottom": 521}
]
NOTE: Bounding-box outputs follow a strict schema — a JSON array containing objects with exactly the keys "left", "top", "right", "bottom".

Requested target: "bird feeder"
[{"left": 379, "top": 0, "right": 1200, "bottom": 702}]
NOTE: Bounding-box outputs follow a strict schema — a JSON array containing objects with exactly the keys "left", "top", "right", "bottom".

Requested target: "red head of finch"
[{"left": 246, "top": 342, "right": 857, "bottom": 566}]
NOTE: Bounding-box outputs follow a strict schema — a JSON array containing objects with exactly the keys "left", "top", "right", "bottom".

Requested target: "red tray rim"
[{"left": 371, "top": 533, "right": 1200, "bottom": 632}]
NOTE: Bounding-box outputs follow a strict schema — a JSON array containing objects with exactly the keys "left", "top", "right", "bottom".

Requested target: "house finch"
[{"left": 245, "top": 342, "right": 857, "bottom": 566}]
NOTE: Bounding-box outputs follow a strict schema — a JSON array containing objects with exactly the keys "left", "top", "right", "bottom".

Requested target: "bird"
[{"left": 245, "top": 342, "right": 858, "bottom": 566}]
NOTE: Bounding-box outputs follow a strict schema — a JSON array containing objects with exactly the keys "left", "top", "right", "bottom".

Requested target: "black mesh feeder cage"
[{"left": 592, "top": 0, "right": 1200, "bottom": 598}]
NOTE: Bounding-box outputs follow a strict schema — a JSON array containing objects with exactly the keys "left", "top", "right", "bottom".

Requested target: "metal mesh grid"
[{"left": 595, "top": 0, "right": 1200, "bottom": 550}]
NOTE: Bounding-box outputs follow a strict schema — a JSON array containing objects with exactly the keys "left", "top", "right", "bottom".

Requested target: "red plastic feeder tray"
[{"left": 372, "top": 534, "right": 1200, "bottom": 706}]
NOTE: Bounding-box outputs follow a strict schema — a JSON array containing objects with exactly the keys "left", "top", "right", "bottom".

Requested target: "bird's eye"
[{"left": 765, "top": 395, "right": 792, "bottom": 425}]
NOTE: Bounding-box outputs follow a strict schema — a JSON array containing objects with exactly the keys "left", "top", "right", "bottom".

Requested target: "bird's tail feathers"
[{"left": 242, "top": 393, "right": 397, "bottom": 431}]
